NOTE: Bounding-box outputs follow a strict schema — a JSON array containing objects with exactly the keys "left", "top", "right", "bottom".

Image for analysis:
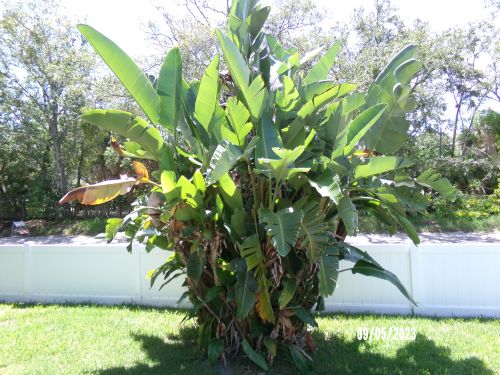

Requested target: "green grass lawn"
[{"left": 1, "top": 304, "right": 499, "bottom": 374}]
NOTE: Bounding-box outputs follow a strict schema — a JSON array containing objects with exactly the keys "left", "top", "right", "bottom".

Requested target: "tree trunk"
[
  {"left": 451, "top": 95, "right": 463, "bottom": 157},
  {"left": 76, "top": 140, "right": 85, "bottom": 187},
  {"left": 48, "top": 108, "right": 67, "bottom": 196}
]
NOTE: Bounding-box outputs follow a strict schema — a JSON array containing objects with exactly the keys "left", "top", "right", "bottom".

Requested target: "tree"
[
  {"left": 145, "top": 0, "right": 328, "bottom": 80},
  {"left": 333, "top": 0, "right": 450, "bottom": 137},
  {"left": 61, "top": 1, "right": 454, "bottom": 370},
  {"left": 440, "top": 22, "right": 496, "bottom": 156},
  {"left": 0, "top": 0, "right": 95, "bottom": 196}
]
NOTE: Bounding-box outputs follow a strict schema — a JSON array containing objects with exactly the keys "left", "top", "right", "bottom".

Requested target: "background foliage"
[{"left": 0, "top": 0, "right": 498, "bottom": 229}]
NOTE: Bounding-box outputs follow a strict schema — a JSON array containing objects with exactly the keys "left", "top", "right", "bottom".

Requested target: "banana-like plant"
[{"left": 61, "top": 0, "right": 455, "bottom": 370}]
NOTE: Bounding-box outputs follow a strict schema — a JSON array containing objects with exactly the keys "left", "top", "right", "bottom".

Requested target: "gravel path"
[{"left": 1, "top": 231, "right": 498, "bottom": 245}]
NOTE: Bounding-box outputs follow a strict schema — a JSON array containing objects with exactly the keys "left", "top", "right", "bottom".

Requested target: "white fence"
[{"left": 1, "top": 242, "right": 499, "bottom": 317}]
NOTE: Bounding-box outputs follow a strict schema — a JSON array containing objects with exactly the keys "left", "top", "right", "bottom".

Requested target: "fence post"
[
  {"left": 137, "top": 245, "right": 145, "bottom": 305},
  {"left": 23, "top": 242, "right": 33, "bottom": 302},
  {"left": 409, "top": 242, "right": 423, "bottom": 314}
]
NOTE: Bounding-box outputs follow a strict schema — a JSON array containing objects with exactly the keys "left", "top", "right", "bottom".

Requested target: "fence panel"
[
  {"left": 324, "top": 244, "right": 413, "bottom": 314},
  {"left": 1, "top": 242, "right": 499, "bottom": 317}
]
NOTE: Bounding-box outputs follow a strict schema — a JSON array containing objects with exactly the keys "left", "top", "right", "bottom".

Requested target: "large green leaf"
[
  {"left": 352, "top": 259, "right": 416, "bottom": 305},
  {"left": 187, "top": 251, "right": 203, "bottom": 283},
  {"left": 288, "top": 345, "right": 311, "bottom": 372},
  {"left": 354, "top": 156, "right": 413, "bottom": 179},
  {"left": 284, "top": 82, "right": 357, "bottom": 149},
  {"left": 344, "top": 104, "right": 387, "bottom": 155},
  {"left": 157, "top": 47, "right": 182, "bottom": 132},
  {"left": 337, "top": 196, "right": 358, "bottom": 235},
  {"left": 338, "top": 242, "right": 381, "bottom": 266},
  {"left": 308, "top": 171, "right": 342, "bottom": 204},
  {"left": 177, "top": 175, "right": 202, "bottom": 208},
  {"left": 216, "top": 29, "right": 249, "bottom": 88},
  {"left": 362, "top": 115, "right": 410, "bottom": 154},
  {"left": 120, "top": 141, "right": 155, "bottom": 160},
  {"left": 394, "top": 59, "right": 422, "bottom": 85},
  {"left": 416, "top": 169, "right": 456, "bottom": 199},
  {"left": 256, "top": 273, "right": 274, "bottom": 323},
  {"left": 303, "top": 41, "right": 341, "bottom": 85},
  {"left": 194, "top": 55, "right": 220, "bottom": 132},
  {"left": 276, "top": 76, "right": 300, "bottom": 111},
  {"left": 216, "top": 29, "right": 268, "bottom": 119},
  {"left": 361, "top": 45, "right": 420, "bottom": 155},
  {"left": 393, "top": 186, "right": 428, "bottom": 213},
  {"left": 81, "top": 109, "right": 173, "bottom": 170},
  {"left": 318, "top": 255, "right": 339, "bottom": 296},
  {"left": 259, "top": 207, "right": 303, "bottom": 257},
  {"left": 255, "top": 113, "right": 282, "bottom": 167},
  {"left": 218, "top": 173, "right": 244, "bottom": 211},
  {"left": 208, "top": 339, "right": 224, "bottom": 366},
  {"left": 297, "top": 201, "right": 329, "bottom": 261},
  {"left": 290, "top": 306, "right": 318, "bottom": 327},
  {"left": 238, "top": 234, "right": 265, "bottom": 271},
  {"left": 206, "top": 141, "right": 243, "bottom": 185},
  {"left": 296, "top": 83, "right": 357, "bottom": 119},
  {"left": 245, "top": 75, "right": 268, "bottom": 119},
  {"left": 248, "top": 6, "right": 271, "bottom": 40},
  {"left": 338, "top": 242, "right": 416, "bottom": 305},
  {"left": 235, "top": 271, "right": 258, "bottom": 319},
  {"left": 266, "top": 34, "right": 301, "bottom": 76},
  {"left": 77, "top": 25, "right": 159, "bottom": 124},
  {"left": 278, "top": 278, "right": 296, "bottom": 309},
  {"left": 374, "top": 44, "right": 418, "bottom": 84},
  {"left": 237, "top": 235, "right": 274, "bottom": 323},
  {"left": 386, "top": 207, "right": 420, "bottom": 245},
  {"left": 225, "top": 98, "right": 252, "bottom": 146},
  {"left": 258, "top": 146, "right": 309, "bottom": 182},
  {"left": 105, "top": 218, "right": 123, "bottom": 243},
  {"left": 304, "top": 79, "right": 332, "bottom": 96},
  {"left": 242, "top": 339, "right": 268, "bottom": 371}
]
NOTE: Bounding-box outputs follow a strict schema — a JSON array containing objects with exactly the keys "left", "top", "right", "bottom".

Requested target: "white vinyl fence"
[{"left": 1, "top": 242, "right": 499, "bottom": 317}]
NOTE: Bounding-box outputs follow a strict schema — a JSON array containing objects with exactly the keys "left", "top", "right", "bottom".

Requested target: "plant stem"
[
  {"left": 146, "top": 180, "right": 162, "bottom": 189},
  {"left": 339, "top": 268, "right": 354, "bottom": 273},
  {"left": 247, "top": 163, "right": 260, "bottom": 234},
  {"left": 270, "top": 180, "right": 283, "bottom": 211}
]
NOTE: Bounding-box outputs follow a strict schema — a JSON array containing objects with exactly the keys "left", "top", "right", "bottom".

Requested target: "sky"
[
  {"left": 46, "top": 0, "right": 498, "bottom": 58},
  {"left": 0, "top": 0, "right": 497, "bottom": 117}
]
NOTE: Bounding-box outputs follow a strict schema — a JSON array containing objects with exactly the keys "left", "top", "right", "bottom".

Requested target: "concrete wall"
[{"left": 1, "top": 242, "right": 499, "bottom": 317}]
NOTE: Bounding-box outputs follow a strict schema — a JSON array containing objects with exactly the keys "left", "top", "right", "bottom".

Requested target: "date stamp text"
[{"left": 356, "top": 326, "right": 416, "bottom": 341}]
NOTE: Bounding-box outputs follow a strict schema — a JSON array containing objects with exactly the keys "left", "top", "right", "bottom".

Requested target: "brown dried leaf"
[
  {"left": 110, "top": 137, "right": 125, "bottom": 156},
  {"left": 59, "top": 177, "right": 137, "bottom": 205},
  {"left": 133, "top": 161, "right": 149, "bottom": 182},
  {"left": 305, "top": 331, "right": 317, "bottom": 353}
]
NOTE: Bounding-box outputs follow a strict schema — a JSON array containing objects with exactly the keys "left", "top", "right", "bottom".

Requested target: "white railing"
[{"left": 1, "top": 242, "right": 499, "bottom": 317}]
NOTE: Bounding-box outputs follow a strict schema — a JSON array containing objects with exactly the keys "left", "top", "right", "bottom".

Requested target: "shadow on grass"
[
  {"left": 92, "top": 328, "right": 494, "bottom": 375},
  {"left": 309, "top": 331, "right": 494, "bottom": 375},
  {"left": 92, "top": 327, "right": 218, "bottom": 375}
]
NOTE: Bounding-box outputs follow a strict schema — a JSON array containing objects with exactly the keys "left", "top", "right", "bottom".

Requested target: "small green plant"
[
  {"left": 431, "top": 186, "right": 500, "bottom": 220},
  {"left": 60, "top": 1, "right": 454, "bottom": 370}
]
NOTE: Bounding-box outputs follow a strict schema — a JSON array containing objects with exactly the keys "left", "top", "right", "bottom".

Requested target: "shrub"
[
  {"left": 59, "top": 1, "right": 454, "bottom": 370},
  {"left": 431, "top": 185, "right": 500, "bottom": 220}
]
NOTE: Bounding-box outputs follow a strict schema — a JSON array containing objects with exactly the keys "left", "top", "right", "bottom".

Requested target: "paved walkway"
[
  {"left": 347, "top": 231, "right": 500, "bottom": 244},
  {"left": 1, "top": 231, "right": 498, "bottom": 245},
  {"left": 0, "top": 233, "right": 127, "bottom": 245}
]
